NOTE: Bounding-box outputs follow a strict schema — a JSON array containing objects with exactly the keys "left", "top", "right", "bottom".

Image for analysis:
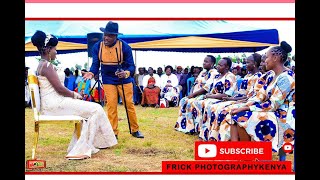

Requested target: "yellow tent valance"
[
  {"left": 25, "top": 36, "right": 278, "bottom": 52},
  {"left": 129, "top": 36, "right": 278, "bottom": 49},
  {"left": 25, "top": 41, "right": 87, "bottom": 51}
]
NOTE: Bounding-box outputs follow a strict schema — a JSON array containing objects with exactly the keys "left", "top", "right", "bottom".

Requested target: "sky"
[
  {"left": 25, "top": 20, "right": 295, "bottom": 72},
  {"left": 234, "top": 20, "right": 295, "bottom": 55}
]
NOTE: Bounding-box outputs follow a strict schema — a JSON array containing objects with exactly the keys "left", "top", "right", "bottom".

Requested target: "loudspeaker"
[{"left": 87, "top": 33, "right": 103, "bottom": 58}]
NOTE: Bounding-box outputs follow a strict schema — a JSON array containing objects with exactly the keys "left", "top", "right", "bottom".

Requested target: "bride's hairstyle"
[{"left": 31, "top": 30, "right": 58, "bottom": 54}]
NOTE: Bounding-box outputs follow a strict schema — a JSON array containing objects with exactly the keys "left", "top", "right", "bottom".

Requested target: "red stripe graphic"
[
  {"left": 26, "top": 172, "right": 164, "bottom": 175},
  {"left": 162, "top": 161, "right": 293, "bottom": 174}
]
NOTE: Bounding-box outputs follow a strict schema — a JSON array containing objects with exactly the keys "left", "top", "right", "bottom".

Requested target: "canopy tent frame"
[{"left": 25, "top": 20, "right": 279, "bottom": 57}]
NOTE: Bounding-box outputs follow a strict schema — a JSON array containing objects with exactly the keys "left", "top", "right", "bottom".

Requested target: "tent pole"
[
  {"left": 87, "top": 56, "right": 89, "bottom": 71},
  {"left": 134, "top": 50, "right": 137, "bottom": 72}
]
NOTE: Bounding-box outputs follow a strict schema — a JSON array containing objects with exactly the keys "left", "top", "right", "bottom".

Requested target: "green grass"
[{"left": 25, "top": 105, "right": 294, "bottom": 172}]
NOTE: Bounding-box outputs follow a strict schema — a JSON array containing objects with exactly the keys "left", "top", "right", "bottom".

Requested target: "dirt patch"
[{"left": 126, "top": 147, "right": 174, "bottom": 156}]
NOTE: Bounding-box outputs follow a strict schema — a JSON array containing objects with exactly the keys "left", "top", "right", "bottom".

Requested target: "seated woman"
[
  {"left": 159, "top": 65, "right": 181, "bottom": 108},
  {"left": 217, "top": 41, "right": 295, "bottom": 153},
  {"left": 175, "top": 55, "right": 218, "bottom": 133},
  {"left": 202, "top": 54, "right": 272, "bottom": 141},
  {"left": 31, "top": 30, "right": 117, "bottom": 160},
  {"left": 259, "top": 53, "right": 267, "bottom": 74},
  {"left": 232, "top": 67, "right": 240, "bottom": 78},
  {"left": 141, "top": 67, "right": 161, "bottom": 107},
  {"left": 191, "top": 57, "right": 237, "bottom": 135},
  {"left": 199, "top": 53, "right": 262, "bottom": 141}
]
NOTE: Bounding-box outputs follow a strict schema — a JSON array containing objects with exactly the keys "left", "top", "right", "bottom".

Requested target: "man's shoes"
[{"left": 132, "top": 131, "right": 144, "bottom": 138}]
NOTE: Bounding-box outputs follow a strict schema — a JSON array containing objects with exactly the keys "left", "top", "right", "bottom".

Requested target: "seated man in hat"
[{"left": 83, "top": 21, "right": 144, "bottom": 139}]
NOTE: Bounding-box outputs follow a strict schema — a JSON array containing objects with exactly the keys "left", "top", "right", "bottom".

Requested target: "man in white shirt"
[{"left": 232, "top": 57, "right": 243, "bottom": 69}]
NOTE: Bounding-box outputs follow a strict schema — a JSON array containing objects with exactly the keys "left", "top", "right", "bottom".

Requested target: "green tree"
[
  {"left": 75, "top": 64, "right": 82, "bottom": 70},
  {"left": 216, "top": 55, "right": 221, "bottom": 65},
  {"left": 70, "top": 67, "right": 75, "bottom": 73},
  {"left": 84, "top": 62, "right": 88, "bottom": 70},
  {"left": 36, "top": 57, "right": 61, "bottom": 66},
  {"left": 51, "top": 59, "right": 61, "bottom": 66},
  {"left": 231, "top": 56, "right": 236, "bottom": 63}
]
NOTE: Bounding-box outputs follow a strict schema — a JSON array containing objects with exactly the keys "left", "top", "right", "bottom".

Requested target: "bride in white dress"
[{"left": 31, "top": 30, "right": 117, "bottom": 160}]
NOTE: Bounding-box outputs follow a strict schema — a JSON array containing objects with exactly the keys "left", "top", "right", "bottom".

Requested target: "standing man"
[
  {"left": 83, "top": 21, "right": 144, "bottom": 139},
  {"left": 133, "top": 67, "right": 145, "bottom": 105}
]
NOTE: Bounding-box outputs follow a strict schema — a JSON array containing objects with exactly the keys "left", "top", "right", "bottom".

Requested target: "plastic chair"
[
  {"left": 27, "top": 71, "right": 83, "bottom": 160},
  {"left": 186, "top": 77, "right": 195, "bottom": 96}
]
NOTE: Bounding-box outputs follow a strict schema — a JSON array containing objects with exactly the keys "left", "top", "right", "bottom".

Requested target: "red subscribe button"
[{"left": 195, "top": 141, "right": 272, "bottom": 161}]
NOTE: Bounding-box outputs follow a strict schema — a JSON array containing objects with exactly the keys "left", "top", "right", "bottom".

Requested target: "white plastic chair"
[{"left": 27, "top": 71, "right": 83, "bottom": 159}]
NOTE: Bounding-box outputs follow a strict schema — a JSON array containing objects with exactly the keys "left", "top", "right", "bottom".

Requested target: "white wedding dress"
[{"left": 37, "top": 63, "right": 117, "bottom": 159}]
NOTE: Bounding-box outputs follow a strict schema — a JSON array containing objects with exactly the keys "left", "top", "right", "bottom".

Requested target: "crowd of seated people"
[
  {"left": 131, "top": 65, "right": 204, "bottom": 108},
  {"left": 62, "top": 68, "right": 106, "bottom": 105},
  {"left": 27, "top": 45, "right": 296, "bottom": 166},
  {"left": 130, "top": 51, "right": 295, "bottom": 109},
  {"left": 57, "top": 49, "right": 295, "bottom": 114},
  {"left": 41, "top": 43, "right": 297, "bottom": 168}
]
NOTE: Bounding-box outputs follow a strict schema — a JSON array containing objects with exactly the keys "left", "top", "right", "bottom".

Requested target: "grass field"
[{"left": 25, "top": 105, "right": 294, "bottom": 172}]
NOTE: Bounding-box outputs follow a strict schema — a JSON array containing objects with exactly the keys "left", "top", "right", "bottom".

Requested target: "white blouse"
[{"left": 160, "top": 73, "right": 179, "bottom": 89}]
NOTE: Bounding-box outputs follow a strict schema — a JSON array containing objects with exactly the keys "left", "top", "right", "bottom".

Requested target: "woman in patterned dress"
[
  {"left": 175, "top": 55, "right": 218, "bottom": 133},
  {"left": 191, "top": 57, "right": 237, "bottom": 136},
  {"left": 199, "top": 53, "right": 263, "bottom": 141},
  {"left": 218, "top": 41, "right": 295, "bottom": 152}
]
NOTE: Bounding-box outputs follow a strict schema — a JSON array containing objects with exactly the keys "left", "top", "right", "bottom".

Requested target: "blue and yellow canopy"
[{"left": 25, "top": 20, "right": 279, "bottom": 56}]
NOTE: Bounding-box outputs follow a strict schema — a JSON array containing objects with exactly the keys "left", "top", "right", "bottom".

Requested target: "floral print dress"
[
  {"left": 199, "top": 72, "right": 262, "bottom": 141},
  {"left": 174, "top": 69, "right": 219, "bottom": 133},
  {"left": 216, "top": 70, "right": 295, "bottom": 152},
  {"left": 192, "top": 72, "right": 237, "bottom": 135}
]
